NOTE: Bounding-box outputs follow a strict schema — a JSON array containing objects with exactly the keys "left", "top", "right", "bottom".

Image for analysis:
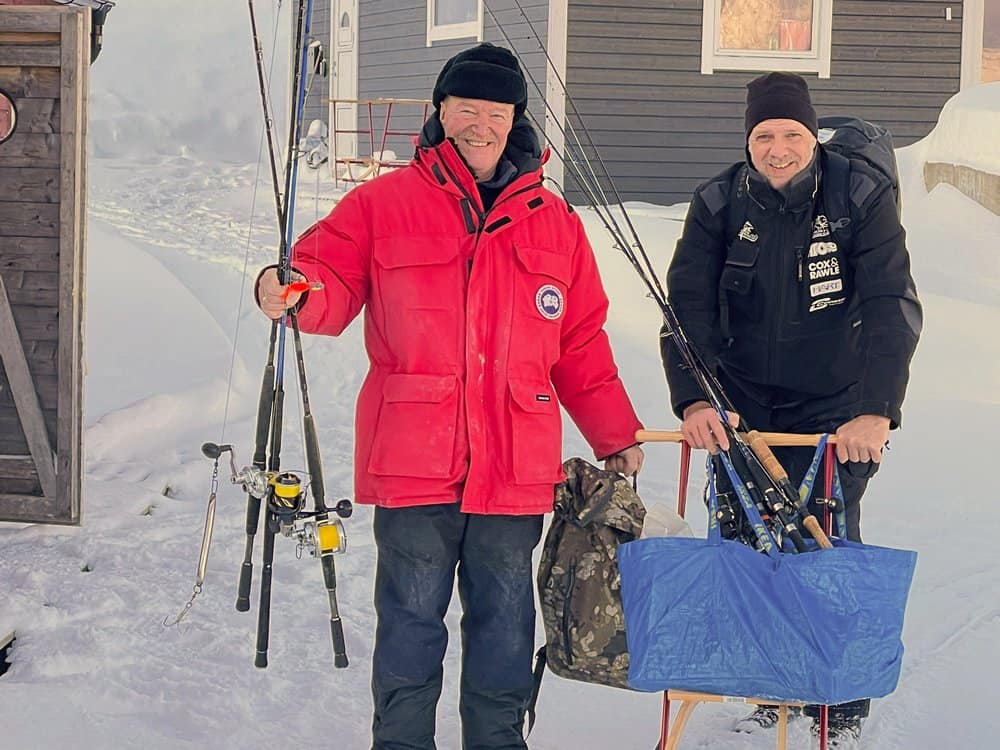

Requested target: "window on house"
[
  {"left": 984, "top": 0, "right": 1000, "bottom": 83},
  {"left": 427, "top": 0, "right": 482, "bottom": 45},
  {"left": 702, "top": 0, "right": 833, "bottom": 78}
]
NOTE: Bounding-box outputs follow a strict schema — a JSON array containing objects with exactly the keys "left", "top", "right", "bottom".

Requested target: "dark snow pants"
[{"left": 371, "top": 503, "right": 544, "bottom": 750}]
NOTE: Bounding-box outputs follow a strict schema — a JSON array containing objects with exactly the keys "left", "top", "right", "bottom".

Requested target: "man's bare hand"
[
  {"left": 257, "top": 267, "right": 307, "bottom": 320},
  {"left": 680, "top": 401, "right": 739, "bottom": 454},
  {"left": 835, "top": 414, "right": 890, "bottom": 464},
  {"left": 604, "top": 444, "right": 644, "bottom": 477}
]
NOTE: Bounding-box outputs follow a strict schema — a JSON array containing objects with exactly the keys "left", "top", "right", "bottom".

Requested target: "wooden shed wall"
[{"left": 0, "top": 5, "right": 87, "bottom": 524}]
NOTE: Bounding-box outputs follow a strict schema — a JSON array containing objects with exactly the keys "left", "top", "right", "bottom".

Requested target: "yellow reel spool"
[
  {"left": 270, "top": 472, "right": 303, "bottom": 512},
  {"left": 317, "top": 518, "right": 346, "bottom": 554}
]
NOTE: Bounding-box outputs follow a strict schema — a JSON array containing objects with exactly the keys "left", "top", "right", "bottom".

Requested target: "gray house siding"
[
  {"left": 354, "top": 1, "right": 549, "bottom": 160},
  {"left": 566, "top": 0, "right": 963, "bottom": 206},
  {"left": 303, "top": 1, "right": 332, "bottom": 131}
]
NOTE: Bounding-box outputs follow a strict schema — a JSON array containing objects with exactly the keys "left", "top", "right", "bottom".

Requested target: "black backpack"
[{"left": 817, "top": 116, "right": 901, "bottom": 215}]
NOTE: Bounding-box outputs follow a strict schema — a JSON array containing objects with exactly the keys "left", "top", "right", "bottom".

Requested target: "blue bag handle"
[
  {"left": 797, "top": 435, "right": 848, "bottom": 538},
  {"left": 708, "top": 453, "right": 781, "bottom": 559}
]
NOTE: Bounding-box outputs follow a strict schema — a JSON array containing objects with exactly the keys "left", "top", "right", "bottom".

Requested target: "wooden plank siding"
[
  {"left": 302, "top": 1, "right": 331, "bottom": 132},
  {"left": 0, "top": 6, "right": 87, "bottom": 524},
  {"left": 564, "top": 0, "right": 963, "bottom": 206},
  {"left": 355, "top": 1, "right": 549, "bottom": 161}
]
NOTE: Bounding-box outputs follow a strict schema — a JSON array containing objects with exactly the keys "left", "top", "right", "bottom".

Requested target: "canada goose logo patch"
[
  {"left": 737, "top": 221, "right": 759, "bottom": 242},
  {"left": 536, "top": 285, "right": 564, "bottom": 320}
]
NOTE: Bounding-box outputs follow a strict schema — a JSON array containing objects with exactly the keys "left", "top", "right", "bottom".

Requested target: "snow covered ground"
[{"left": 2, "top": 2, "right": 999, "bottom": 748}]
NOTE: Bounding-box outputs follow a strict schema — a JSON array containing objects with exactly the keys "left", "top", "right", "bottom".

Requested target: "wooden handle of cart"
[{"left": 636, "top": 430, "right": 838, "bottom": 447}]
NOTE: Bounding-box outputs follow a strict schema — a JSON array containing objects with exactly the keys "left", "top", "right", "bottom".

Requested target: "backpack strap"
[
  {"left": 523, "top": 645, "right": 546, "bottom": 737},
  {"left": 821, "top": 148, "right": 885, "bottom": 259}
]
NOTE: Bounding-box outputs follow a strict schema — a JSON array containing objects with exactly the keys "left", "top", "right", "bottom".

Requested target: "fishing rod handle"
[
  {"left": 741, "top": 431, "right": 834, "bottom": 550},
  {"left": 254, "top": 516, "right": 278, "bottom": 669},
  {"left": 636, "top": 430, "right": 838, "bottom": 447},
  {"left": 744, "top": 430, "right": 790, "bottom": 483},
  {"left": 802, "top": 515, "right": 834, "bottom": 550},
  {"left": 318, "top": 549, "right": 348, "bottom": 668},
  {"left": 236, "top": 558, "right": 254, "bottom": 612},
  {"left": 235, "top": 491, "right": 265, "bottom": 611},
  {"left": 253, "top": 360, "right": 275, "bottom": 469},
  {"left": 330, "top": 617, "right": 348, "bottom": 669}
]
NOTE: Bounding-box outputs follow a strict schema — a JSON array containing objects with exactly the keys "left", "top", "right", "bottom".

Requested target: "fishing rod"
[
  {"left": 482, "top": 0, "right": 830, "bottom": 552},
  {"left": 249, "top": 0, "right": 353, "bottom": 670},
  {"left": 168, "top": 0, "right": 353, "bottom": 669}
]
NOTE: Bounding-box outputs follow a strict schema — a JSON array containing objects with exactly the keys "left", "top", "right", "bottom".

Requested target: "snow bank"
[{"left": 921, "top": 82, "right": 1000, "bottom": 173}]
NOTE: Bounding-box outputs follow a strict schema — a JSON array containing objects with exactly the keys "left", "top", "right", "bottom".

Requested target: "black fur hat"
[
  {"left": 744, "top": 72, "right": 818, "bottom": 138},
  {"left": 432, "top": 43, "right": 528, "bottom": 117}
]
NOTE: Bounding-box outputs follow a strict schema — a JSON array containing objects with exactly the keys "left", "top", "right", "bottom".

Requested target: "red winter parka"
[{"left": 289, "top": 129, "right": 642, "bottom": 515}]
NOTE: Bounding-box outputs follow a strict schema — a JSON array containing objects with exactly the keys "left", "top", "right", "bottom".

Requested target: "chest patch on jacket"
[
  {"left": 737, "top": 221, "right": 758, "bottom": 242},
  {"left": 536, "top": 284, "right": 564, "bottom": 320},
  {"left": 806, "top": 213, "right": 847, "bottom": 310}
]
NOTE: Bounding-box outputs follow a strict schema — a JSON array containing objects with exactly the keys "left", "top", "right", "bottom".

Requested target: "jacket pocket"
[
  {"left": 368, "top": 373, "right": 459, "bottom": 479},
  {"left": 719, "top": 240, "right": 762, "bottom": 323},
  {"left": 511, "top": 244, "right": 570, "bottom": 367},
  {"left": 373, "top": 237, "right": 463, "bottom": 365},
  {"left": 513, "top": 243, "right": 571, "bottom": 283},
  {"left": 508, "top": 378, "right": 562, "bottom": 484},
  {"left": 373, "top": 236, "right": 462, "bottom": 308}
]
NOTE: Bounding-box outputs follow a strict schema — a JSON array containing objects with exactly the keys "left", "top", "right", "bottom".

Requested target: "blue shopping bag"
[{"left": 618, "top": 468, "right": 917, "bottom": 704}]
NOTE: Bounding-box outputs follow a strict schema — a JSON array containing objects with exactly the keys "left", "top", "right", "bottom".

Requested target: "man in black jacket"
[{"left": 661, "top": 72, "right": 921, "bottom": 746}]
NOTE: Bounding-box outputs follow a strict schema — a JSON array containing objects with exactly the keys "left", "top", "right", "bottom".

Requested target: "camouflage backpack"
[{"left": 535, "top": 457, "right": 646, "bottom": 691}]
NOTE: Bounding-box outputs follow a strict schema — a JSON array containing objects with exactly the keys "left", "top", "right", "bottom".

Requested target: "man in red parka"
[{"left": 257, "top": 43, "right": 644, "bottom": 750}]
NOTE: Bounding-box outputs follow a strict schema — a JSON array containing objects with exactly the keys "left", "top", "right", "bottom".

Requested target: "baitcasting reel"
[{"left": 201, "top": 441, "right": 354, "bottom": 553}]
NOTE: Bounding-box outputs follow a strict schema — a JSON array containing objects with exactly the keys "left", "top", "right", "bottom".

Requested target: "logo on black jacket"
[
  {"left": 812, "top": 215, "right": 831, "bottom": 239},
  {"left": 737, "top": 221, "right": 758, "bottom": 242}
]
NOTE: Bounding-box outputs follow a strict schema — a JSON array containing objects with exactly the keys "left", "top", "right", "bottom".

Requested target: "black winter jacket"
[{"left": 661, "top": 148, "right": 922, "bottom": 429}]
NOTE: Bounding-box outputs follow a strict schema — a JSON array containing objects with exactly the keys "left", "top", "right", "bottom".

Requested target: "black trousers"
[{"left": 371, "top": 503, "right": 544, "bottom": 750}]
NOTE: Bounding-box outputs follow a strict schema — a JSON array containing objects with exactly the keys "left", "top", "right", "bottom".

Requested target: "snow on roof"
[{"left": 921, "top": 82, "right": 1000, "bottom": 174}]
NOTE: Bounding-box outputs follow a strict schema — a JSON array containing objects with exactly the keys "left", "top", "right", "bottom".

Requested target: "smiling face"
[
  {"left": 439, "top": 96, "right": 515, "bottom": 182},
  {"left": 747, "top": 118, "right": 818, "bottom": 190}
]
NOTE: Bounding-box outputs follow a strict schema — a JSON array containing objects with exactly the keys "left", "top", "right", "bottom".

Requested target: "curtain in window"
[
  {"left": 435, "top": 0, "right": 478, "bottom": 26},
  {"left": 719, "top": 0, "right": 813, "bottom": 52}
]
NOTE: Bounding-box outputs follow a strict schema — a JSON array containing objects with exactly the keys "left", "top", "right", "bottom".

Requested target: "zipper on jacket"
[
  {"left": 768, "top": 207, "right": 787, "bottom": 384},
  {"left": 437, "top": 154, "right": 485, "bottom": 230},
  {"left": 562, "top": 564, "right": 577, "bottom": 665},
  {"left": 474, "top": 180, "right": 545, "bottom": 241}
]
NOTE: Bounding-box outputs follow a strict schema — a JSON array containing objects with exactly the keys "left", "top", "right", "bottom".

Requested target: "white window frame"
[
  {"left": 960, "top": 0, "right": 985, "bottom": 89},
  {"left": 701, "top": 0, "right": 834, "bottom": 78},
  {"left": 426, "top": 0, "right": 483, "bottom": 46}
]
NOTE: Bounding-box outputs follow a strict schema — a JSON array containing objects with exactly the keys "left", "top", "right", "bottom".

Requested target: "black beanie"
[
  {"left": 744, "top": 72, "right": 818, "bottom": 138},
  {"left": 432, "top": 43, "right": 528, "bottom": 118}
]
